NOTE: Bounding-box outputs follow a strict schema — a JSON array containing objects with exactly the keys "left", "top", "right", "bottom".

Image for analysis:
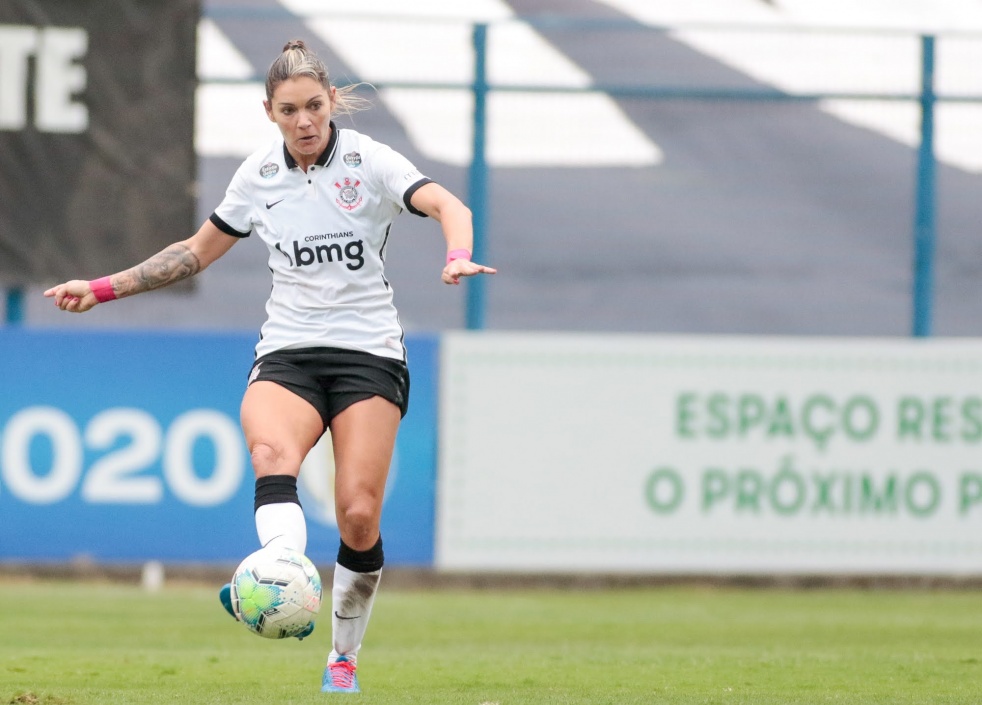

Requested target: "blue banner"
[{"left": 0, "top": 329, "right": 437, "bottom": 567}]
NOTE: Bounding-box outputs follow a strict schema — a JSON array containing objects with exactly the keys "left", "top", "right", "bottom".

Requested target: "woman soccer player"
[{"left": 44, "top": 38, "right": 495, "bottom": 694}]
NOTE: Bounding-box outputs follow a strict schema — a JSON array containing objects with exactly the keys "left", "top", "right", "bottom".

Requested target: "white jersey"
[{"left": 210, "top": 124, "right": 432, "bottom": 361}]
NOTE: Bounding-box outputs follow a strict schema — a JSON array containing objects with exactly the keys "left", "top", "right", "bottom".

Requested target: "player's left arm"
[{"left": 409, "top": 181, "right": 496, "bottom": 286}]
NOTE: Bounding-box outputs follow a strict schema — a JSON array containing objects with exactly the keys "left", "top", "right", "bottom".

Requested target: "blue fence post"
[
  {"left": 466, "top": 23, "right": 489, "bottom": 331},
  {"left": 5, "top": 287, "right": 25, "bottom": 325},
  {"left": 912, "top": 34, "right": 937, "bottom": 338}
]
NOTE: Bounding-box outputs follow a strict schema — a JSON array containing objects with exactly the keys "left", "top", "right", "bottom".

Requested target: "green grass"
[{"left": 2, "top": 580, "right": 981, "bottom": 704}]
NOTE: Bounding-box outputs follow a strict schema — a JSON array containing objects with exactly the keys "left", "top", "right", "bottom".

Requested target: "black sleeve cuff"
[
  {"left": 209, "top": 213, "right": 251, "bottom": 238},
  {"left": 403, "top": 178, "right": 434, "bottom": 217}
]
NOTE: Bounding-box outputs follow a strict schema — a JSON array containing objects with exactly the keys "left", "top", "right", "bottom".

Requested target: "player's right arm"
[{"left": 44, "top": 219, "right": 239, "bottom": 313}]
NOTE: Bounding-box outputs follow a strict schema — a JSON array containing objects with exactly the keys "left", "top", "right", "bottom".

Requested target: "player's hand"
[
  {"left": 43, "top": 280, "right": 98, "bottom": 312},
  {"left": 442, "top": 259, "right": 497, "bottom": 286}
]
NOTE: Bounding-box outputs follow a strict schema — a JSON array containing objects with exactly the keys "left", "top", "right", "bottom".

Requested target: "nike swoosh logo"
[
  {"left": 266, "top": 199, "right": 285, "bottom": 209},
  {"left": 334, "top": 611, "right": 361, "bottom": 620}
]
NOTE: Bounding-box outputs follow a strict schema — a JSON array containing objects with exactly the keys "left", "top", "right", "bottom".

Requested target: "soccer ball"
[{"left": 230, "top": 546, "right": 323, "bottom": 639}]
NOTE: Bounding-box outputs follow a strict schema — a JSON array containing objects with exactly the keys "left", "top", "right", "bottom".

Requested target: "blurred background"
[{"left": 2, "top": 0, "right": 982, "bottom": 582}]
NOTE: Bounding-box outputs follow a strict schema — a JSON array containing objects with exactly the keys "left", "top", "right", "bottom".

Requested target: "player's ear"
[{"left": 264, "top": 100, "right": 275, "bottom": 122}]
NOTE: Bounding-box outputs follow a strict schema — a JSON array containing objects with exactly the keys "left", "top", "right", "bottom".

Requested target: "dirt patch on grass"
[{"left": 10, "top": 692, "right": 69, "bottom": 705}]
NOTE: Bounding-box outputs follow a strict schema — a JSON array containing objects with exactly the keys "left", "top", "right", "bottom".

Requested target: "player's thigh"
[
  {"left": 330, "top": 395, "right": 401, "bottom": 505},
  {"left": 241, "top": 380, "right": 324, "bottom": 477}
]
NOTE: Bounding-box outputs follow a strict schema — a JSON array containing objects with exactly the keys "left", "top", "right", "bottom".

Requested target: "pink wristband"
[
  {"left": 89, "top": 276, "right": 117, "bottom": 303},
  {"left": 446, "top": 248, "right": 471, "bottom": 264}
]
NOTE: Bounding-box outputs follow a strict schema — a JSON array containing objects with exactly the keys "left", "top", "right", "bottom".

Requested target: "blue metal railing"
[
  {"left": 455, "top": 24, "right": 952, "bottom": 336},
  {"left": 461, "top": 24, "right": 955, "bottom": 336},
  {"left": 911, "top": 35, "right": 937, "bottom": 338},
  {"left": 466, "top": 23, "right": 489, "bottom": 331}
]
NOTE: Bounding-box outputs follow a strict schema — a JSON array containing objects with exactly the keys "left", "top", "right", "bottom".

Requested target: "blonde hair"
[{"left": 265, "top": 39, "right": 370, "bottom": 116}]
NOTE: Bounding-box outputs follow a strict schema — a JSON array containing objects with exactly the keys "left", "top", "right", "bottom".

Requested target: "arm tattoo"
[{"left": 115, "top": 244, "right": 202, "bottom": 298}]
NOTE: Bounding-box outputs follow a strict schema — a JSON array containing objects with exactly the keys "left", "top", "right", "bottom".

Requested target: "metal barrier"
[{"left": 195, "top": 12, "right": 982, "bottom": 336}]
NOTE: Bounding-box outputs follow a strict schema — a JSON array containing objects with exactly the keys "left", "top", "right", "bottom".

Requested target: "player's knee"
[
  {"left": 250, "top": 441, "right": 300, "bottom": 477},
  {"left": 337, "top": 504, "right": 380, "bottom": 549}
]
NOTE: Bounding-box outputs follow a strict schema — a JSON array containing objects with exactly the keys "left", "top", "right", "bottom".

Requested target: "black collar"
[{"left": 283, "top": 121, "right": 339, "bottom": 170}]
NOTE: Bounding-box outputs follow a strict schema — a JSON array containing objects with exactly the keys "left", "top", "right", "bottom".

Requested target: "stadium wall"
[{"left": 2, "top": 329, "right": 981, "bottom": 577}]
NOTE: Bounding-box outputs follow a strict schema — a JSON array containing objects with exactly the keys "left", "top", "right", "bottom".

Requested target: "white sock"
[
  {"left": 255, "top": 502, "right": 307, "bottom": 554},
  {"left": 328, "top": 563, "right": 382, "bottom": 665}
]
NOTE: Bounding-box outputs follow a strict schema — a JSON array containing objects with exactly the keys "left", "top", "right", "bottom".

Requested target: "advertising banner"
[
  {"left": 0, "top": 329, "right": 437, "bottom": 566},
  {"left": 437, "top": 332, "right": 982, "bottom": 575},
  {"left": 0, "top": 0, "right": 198, "bottom": 285}
]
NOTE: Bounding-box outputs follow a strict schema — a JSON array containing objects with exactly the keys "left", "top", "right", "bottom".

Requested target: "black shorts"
[{"left": 247, "top": 347, "right": 410, "bottom": 429}]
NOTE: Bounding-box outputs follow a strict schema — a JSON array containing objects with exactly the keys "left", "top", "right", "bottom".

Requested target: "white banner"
[{"left": 436, "top": 333, "right": 982, "bottom": 575}]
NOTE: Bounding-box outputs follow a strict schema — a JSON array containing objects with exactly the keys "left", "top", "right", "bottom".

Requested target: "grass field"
[{"left": 2, "top": 579, "right": 981, "bottom": 704}]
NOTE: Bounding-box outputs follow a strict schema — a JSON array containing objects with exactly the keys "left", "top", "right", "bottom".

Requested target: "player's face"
[{"left": 265, "top": 77, "right": 336, "bottom": 168}]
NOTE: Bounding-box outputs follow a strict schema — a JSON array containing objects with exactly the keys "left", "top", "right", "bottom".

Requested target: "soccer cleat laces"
[{"left": 321, "top": 655, "right": 360, "bottom": 693}]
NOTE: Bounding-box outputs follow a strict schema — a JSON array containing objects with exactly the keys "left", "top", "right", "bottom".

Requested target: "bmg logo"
[
  {"left": 0, "top": 25, "right": 88, "bottom": 133},
  {"left": 285, "top": 238, "right": 366, "bottom": 270}
]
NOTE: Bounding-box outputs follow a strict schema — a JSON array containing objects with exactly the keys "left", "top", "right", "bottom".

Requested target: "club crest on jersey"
[
  {"left": 335, "top": 177, "right": 363, "bottom": 211},
  {"left": 260, "top": 162, "right": 279, "bottom": 179}
]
